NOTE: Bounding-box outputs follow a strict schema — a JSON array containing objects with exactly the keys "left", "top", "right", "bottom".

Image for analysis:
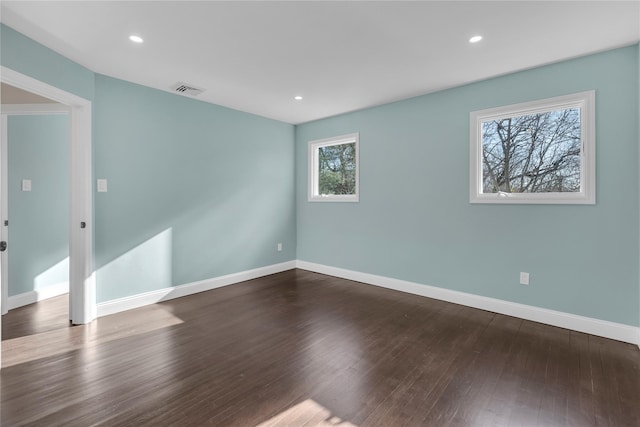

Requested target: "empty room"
[{"left": 1, "top": 1, "right": 639, "bottom": 426}]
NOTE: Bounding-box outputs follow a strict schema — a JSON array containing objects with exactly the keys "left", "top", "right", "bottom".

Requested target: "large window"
[
  {"left": 470, "top": 91, "right": 595, "bottom": 204},
  {"left": 308, "top": 133, "right": 359, "bottom": 202}
]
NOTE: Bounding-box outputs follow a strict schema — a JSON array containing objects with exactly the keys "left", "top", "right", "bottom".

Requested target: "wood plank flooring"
[{"left": 2, "top": 269, "right": 639, "bottom": 426}]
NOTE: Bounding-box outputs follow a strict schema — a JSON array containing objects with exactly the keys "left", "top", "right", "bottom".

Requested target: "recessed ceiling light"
[
  {"left": 129, "top": 35, "right": 144, "bottom": 43},
  {"left": 469, "top": 35, "right": 483, "bottom": 43},
  {"left": 294, "top": 95, "right": 303, "bottom": 100}
]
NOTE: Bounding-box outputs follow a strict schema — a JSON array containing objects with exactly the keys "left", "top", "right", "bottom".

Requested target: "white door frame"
[
  {"left": 1, "top": 115, "right": 7, "bottom": 316},
  {"left": 0, "top": 66, "right": 95, "bottom": 335}
]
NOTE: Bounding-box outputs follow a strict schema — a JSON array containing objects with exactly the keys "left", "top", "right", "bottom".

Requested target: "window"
[
  {"left": 470, "top": 91, "right": 595, "bottom": 204},
  {"left": 308, "top": 133, "right": 359, "bottom": 202}
]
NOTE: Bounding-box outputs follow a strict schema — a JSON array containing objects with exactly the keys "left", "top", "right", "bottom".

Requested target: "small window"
[
  {"left": 308, "top": 133, "right": 359, "bottom": 202},
  {"left": 470, "top": 91, "right": 595, "bottom": 204}
]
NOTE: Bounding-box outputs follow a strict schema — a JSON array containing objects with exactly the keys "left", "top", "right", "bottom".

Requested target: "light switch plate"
[
  {"left": 22, "top": 179, "right": 31, "bottom": 192},
  {"left": 97, "top": 179, "right": 108, "bottom": 192}
]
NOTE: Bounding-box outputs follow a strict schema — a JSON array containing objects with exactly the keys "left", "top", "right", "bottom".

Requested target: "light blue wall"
[
  {"left": 7, "top": 114, "right": 70, "bottom": 296},
  {"left": 2, "top": 23, "right": 638, "bottom": 327},
  {"left": 1, "top": 24, "right": 296, "bottom": 304},
  {"left": 93, "top": 75, "right": 295, "bottom": 302},
  {"left": 0, "top": 24, "right": 94, "bottom": 101},
  {"left": 296, "top": 45, "right": 640, "bottom": 326}
]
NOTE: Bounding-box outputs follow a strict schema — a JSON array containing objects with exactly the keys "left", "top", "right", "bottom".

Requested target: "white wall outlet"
[
  {"left": 277, "top": 243, "right": 283, "bottom": 252},
  {"left": 22, "top": 179, "right": 31, "bottom": 192},
  {"left": 520, "top": 272, "right": 530, "bottom": 286},
  {"left": 97, "top": 179, "right": 108, "bottom": 192}
]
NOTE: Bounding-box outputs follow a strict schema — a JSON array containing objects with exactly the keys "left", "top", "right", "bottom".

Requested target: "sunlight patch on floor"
[
  {"left": 1, "top": 304, "right": 183, "bottom": 368},
  {"left": 255, "top": 398, "right": 358, "bottom": 427}
]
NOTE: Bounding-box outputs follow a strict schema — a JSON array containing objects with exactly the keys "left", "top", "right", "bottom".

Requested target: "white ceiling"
[{"left": 1, "top": 1, "right": 638, "bottom": 124}]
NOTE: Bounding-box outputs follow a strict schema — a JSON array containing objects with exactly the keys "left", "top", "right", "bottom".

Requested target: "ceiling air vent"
[{"left": 171, "top": 82, "right": 205, "bottom": 97}]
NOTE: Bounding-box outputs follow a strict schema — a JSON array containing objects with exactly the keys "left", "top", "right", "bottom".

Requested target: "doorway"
[
  {"left": 1, "top": 94, "right": 71, "bottom": 338},
  {"left": 0, "top": 66, "right": 94, "bottom": 368}
]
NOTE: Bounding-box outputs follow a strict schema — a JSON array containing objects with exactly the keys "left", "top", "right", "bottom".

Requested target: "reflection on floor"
[
  {"left": 2, "top": 293, "right": 69, "bottom": 341},
  {"left": 256, "top": 398, "right": 358, "bottom": 427},
  {"left": 1, "top": 269, "right": 639, "bottom": 426}
]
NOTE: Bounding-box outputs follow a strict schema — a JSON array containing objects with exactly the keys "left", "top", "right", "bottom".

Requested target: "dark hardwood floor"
[
  {"left": 2, "top": 292, "right": 70, "bottom": 341},
  {"left": 2, "top": 269, "right": 639, "bottom": 426}
]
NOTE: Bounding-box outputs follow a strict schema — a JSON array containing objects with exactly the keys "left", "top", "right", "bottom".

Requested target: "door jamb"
[
  {"left": 0, "top": 115, "right": 6, "bottom": 316},
  {"left": 0, "top": 67, "right": 94, "bottom": 346}
]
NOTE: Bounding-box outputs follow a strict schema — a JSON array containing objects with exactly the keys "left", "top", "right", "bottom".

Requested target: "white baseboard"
[
  {"left": 93, "top": 258, "right": 639, "bottom": 347},
  {"left": 97, "top": 261, "right": 297, "bottom": 317},
  {"left": 7, "top": 282, "right": 69, "bottom": 310},
  {"left": 296, "top": 260, "right": 640, "bottom": 346}
]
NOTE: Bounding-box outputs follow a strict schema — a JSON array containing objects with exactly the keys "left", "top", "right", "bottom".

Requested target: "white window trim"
[
  {"left": 470, "top": 90, "right": 596, "bottom": 204},
  {"left": 308, "top": 133, "right": 359, "bottom": 202}
]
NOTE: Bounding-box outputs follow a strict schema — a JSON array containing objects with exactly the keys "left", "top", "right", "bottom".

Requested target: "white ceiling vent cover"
[{"left": 171, "top": 82, "right": 205, "bottom": 97}]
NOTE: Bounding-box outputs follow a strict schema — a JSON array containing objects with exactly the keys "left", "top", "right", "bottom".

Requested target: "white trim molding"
[
  {"left": 7, "top": 282, "right": 69, "bottom": 310},
  {"left": 94, "top": 258, "right": 639, "bottom": 347},
  {"left": 0, "top": 115, "right": 7, "bottom": 315},
  {"left": 1, "top": 66, "right": 94, "bottom": 326},
  {"left": 1, "top": 103, "right": 70, "bottom": 115},
  {"left": 97, "top": 261, "right": 297, "bottom": 317},
  {"left": 296, "top": 260, "right": 640, "bottom": 346},
  {"left": 470, "top": 90, "right": 596, "bottom": 204},
  {"left": 308, "top": 132, "right": 360, "bottom": 202}
]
